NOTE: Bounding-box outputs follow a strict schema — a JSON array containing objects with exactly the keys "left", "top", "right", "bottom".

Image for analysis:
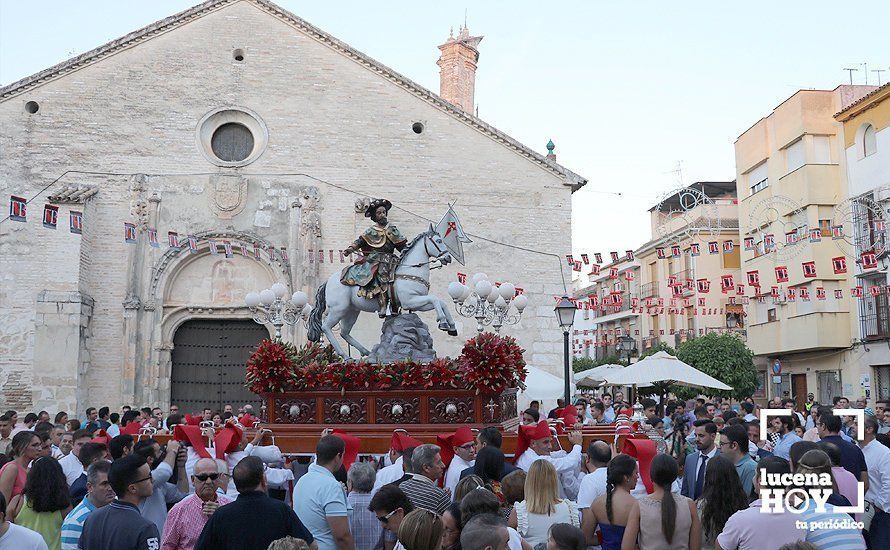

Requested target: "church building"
[{"left": 0, "top": 0, "right": 586, "bottom": 413}]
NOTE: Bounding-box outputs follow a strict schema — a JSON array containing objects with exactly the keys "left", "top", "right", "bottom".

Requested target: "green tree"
[
  {"left": 676, "top": 332, "right": 757, "bottom": 401},
  {"left": 638, "top": 341, "right": 676, "bottom": 360},
  {"left": 572, "top": 357, "right": 597, "bottom": 374}
]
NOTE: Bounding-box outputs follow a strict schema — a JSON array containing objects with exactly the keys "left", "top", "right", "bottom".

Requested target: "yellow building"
[
  {"left": 572, "top": 256, "right": 640, "bottom": 361},
  {"left": 635, "top": 182, "right": 744, "bottom": 353},
  {"left": 735, "top": 85, "right": 876, "bottom": 405},
  {"left": 834, "top": 83, "right": 890, "bottom": 404}
]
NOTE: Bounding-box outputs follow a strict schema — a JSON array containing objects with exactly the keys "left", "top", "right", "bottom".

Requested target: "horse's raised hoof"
[{"left": 447, "top": 329, "right": 458, "bottom": 336}]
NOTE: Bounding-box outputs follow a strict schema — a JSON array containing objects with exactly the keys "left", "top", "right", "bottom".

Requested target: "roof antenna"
[
  {"left": 464, "top": 8, "right": 468, "bottom": 29},
  {"left": 873, "top": 69, "right": 886, "bottom": 86},
  {"left": 843, "top": 66, "right": 859, "bottom": 85}
]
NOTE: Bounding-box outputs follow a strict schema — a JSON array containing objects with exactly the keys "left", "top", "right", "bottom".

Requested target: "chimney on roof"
[{"left": 437, "top": 25, "right": 483, "bottom": 113}]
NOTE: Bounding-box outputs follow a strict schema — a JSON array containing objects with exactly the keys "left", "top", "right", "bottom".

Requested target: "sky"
[{"left": 1, "top": 0, "right": 888, "bottom": 255}]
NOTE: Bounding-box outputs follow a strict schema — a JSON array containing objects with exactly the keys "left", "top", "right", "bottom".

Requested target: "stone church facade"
[{"left": 0, "top": 0, "right": 585, "bottom": 413}]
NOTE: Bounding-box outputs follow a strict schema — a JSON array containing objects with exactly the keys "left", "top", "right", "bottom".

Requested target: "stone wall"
[{"left": 0, "top": 1, "right": 575, "bottom": 411}]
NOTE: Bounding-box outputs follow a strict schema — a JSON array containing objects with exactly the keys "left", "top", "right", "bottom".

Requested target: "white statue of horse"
[{"left": 307, "top": 226, "right": 457, "bottom": 358}]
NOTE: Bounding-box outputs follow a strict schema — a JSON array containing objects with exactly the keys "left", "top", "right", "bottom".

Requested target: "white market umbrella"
[
  {"left": 602, "top": 351, "right": 732, "bottom": 390},
  {"left": 517, "top": 366, "right": 576, "bottom": 410},
  {"left": 574, "top": 364, "right": 625, "bottom": 388}
]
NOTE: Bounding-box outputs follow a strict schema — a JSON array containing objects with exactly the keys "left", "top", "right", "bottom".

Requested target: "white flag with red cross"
[{"left": 436, "top": 205, "right": 471, "bottom": 265}]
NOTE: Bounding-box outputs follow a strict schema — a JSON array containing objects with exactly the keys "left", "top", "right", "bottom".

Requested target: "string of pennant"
[{"left": 564, "top": 225, "right": 880, "bottom": 273}]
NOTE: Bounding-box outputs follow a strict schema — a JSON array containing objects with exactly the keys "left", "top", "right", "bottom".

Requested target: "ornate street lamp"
[
  {"left": 245, "top": 282, "right": 311, "bottom": 339},
  {"left": 447, "top": 273, "right": 528, "bottom": 333},
  {"left": 617, "top": 335, "right": 637, "bottom": 363},
  {"left": 554, "top": 295, "right": 577, "bottom": 405}
]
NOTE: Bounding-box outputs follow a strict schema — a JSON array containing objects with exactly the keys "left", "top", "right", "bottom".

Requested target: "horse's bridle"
[{"left": 402, "top": 232, "right": 449, "bottom": 268}]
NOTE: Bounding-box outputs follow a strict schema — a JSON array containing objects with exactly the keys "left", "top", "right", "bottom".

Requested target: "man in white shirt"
[
  {"left": 515, "top": 420, "right": 583, "bottom": 498},
  {"left": 59, "top": 429, "right": 94, "bottom": 486},
  {"left": 373, "top": 431, "right": 423, "bottom": 494},
  {"left": 439, "top": 426, "right": 476, "bottom": 497},
  {"left": 578, "top": 440, "right": 611, "bottom": 545},
  {"left": 862, "top": 416, "right": 890, "bottom": 548}
]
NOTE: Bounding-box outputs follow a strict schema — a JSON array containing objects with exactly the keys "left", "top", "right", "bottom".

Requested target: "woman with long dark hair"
[
  {"left": 697, "top": 456, "right": 748, "bottom": 549},
  {"left": 590, "top": 454, "right": 637, "bottom": 550},
  {"left": 0, "top": 431, "right": 41, "bottom": 504},
  {"left": 7, "top": 456, "right": 71, "bottom": 550},
  {"left": 622, "top": 454, "right": 700, "bottom": 550}
]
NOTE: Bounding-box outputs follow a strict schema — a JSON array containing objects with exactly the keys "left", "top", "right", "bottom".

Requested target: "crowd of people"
[{"left": 0, "top": 394, "right": 888, "bottom": 550}]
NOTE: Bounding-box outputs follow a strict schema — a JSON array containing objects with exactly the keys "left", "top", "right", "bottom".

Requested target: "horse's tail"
[{"left": 306, "top": 282, "right": 327, "bottom": 342}]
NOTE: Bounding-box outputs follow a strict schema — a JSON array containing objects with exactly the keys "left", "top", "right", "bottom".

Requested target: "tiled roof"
[{"left": 835, "top": 82, "right": 890, "bottom": 120}]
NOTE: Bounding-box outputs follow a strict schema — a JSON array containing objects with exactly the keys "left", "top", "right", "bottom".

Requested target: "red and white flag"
[
  {"left": 809, "top": 228, "right": 822, "bottom": 243},
  {"left": 594, "top": 253, "right": 603, "bottom": 264},
  {"left": 832, "top": 256, "right": 847, "bottom": 274},
  {"left": 573, "top": 260, "right": 582, "bottom": 272},
  {"left": 590, "top": 264, "right": 601, "bottom": 276},
  {"left": 723, "top": 240, "right": 734, "bottom": 253},
  {"left": 187, "top": 235, "right": 198, "bottom": 254},
  {"left": 69, "top": 211, "right": 83, "bottom": 234},
  {"left": 223, "top": 240, "right": 233, "bottom": 258},
  {"left": 671, "top": 245, "right": 681, "bottom": 257},
  {"left": 744, "top": 237, "right": 755, "bottom": 250},
  {"left": 240, "top": 242, "right": 249, "bottom": 256},
  {"left": 610, "top": 251, "right": 620, "bottom": 262},
  {"left": 43, "top": 204, "right": 58, "bottom": 229},
  {"left": 802, "top": 261, "right": 816, "bottom": 278},
  {"left": 9, "top": 196, "right": 26, "bottom": 222},
  {"left": 851, "top": 287, "right": 862, "bottom": 298},
  {"left": 124, "top": 222, "right": 137, "bottom": 244},
  {"left": 208, "top": 240, "right": 218, "bottom": 255},
  {"left": 764, "top": 234, "right": 775, "bottom": 249},
  {"left": 697, "top": 278, "right": 711, "bottom": 293},
  {"left": 625, "top": 270, "right": 635, "bottom": 281},
  {"left": 775, "top": 266, "right": 789, "bottom": 283},
  {"left": 148, "top": 228, "right": 159, "bottom": 248},
  {"left": 708, "top": 241, "right": 719, "bottom": 254},
  {"left": 168, "top": 231, "right": 180, "bottom": 248},
  {"left": 566, "top": 254, "right": 574, "bottom": 265},
  {"left": 656, "top": 247, "right": 666, "bottom": 259},
  {"left": 609, "top": 267, "right": 618, "bottom": 278},
  {"left": 785, "top": 231, "right": 798, "bottom": 245},
  {"left": 831, "top": 225, "right": 844, "bottom": 239},
  {"left": 816, "top": 287, "right": 826, "bottom": 300},
  {"left": 254, "top": 243, "right": 262, "bottom": 260},
  {"left": 862, "top": 251, "right": 878, "bottom": 270},
  {"left": 747, "top": 270, "right": 760, "bottom": 287},
  {"left": 690, "top": 243, "right": 701, "bottom": 256},
  {"left": 580, "top": 253, "right": 589, "bottom": 265},
  {"left": 720, "top": 275, "right": 734, "bottom": 292},
  {"left": 800, "top": 287, "right": 810, "bottom": 301},
  {"left": 626, "top": 250, "right": 635, "bottom": 261}
]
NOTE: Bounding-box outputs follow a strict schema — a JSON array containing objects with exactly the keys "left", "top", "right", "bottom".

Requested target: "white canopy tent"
[
  {"left": 602, "top": 351, "right": 731, "bottom": 390},
  {"left": 574, "top": 364, "right": 625, "bottom": 388},
  {"left": 517, "top": 365, "right": 576, "bottom": 412}
]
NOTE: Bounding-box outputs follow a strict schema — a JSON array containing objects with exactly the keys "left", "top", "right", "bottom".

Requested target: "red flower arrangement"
[
  {"left": 245, "top": 333, "right": 525, "bottom": 395},
  {"left": 458, "top": 332, "right": 527, "bottom": 395}
]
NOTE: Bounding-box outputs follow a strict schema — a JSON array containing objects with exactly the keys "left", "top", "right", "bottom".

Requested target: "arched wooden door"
[{"left": 170, "top": 319, "right": 266, "bottom": 413}]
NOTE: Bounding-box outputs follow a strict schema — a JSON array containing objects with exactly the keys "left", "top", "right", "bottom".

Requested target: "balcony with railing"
[
  {"left": 641, "top": 282, "right": 659, "bottom": 299},
  {"left": 860, "top": 294, "right": 890, "bottom": 341}
]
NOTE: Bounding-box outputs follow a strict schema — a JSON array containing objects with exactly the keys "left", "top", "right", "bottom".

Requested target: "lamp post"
[
  {"left": 245, "top": 282, "right": 311, "bottom": 339},
  {"left": 554, "top": 295, "right": 577, "bottom": 405},
  {"left": 447, "top": 273, "right": 528, "bottom": 333},
  {"left": 616, "top": 335, "right": 641, "bottom": 417}
]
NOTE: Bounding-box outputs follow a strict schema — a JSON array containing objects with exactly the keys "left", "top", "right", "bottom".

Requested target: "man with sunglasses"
[
  {"left": 368, "top": 485, "right": 415, "bottom": 549},
  {"left": 79, "top": 454, "right": 160, "bottom": 550},
  {"left": 161, "top": 457, "right": 232, "bottom": 550}
]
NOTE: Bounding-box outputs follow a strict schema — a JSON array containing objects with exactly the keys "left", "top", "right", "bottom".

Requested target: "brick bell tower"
[{"left": 437, "top": 25, "right": 483, "bottom": 113}]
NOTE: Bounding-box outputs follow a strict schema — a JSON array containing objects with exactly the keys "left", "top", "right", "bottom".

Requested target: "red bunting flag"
[
  {"left": 457, "top": 272, "right": 467, "bottom": 284},
  {"left": 747, "top": 270, "right": 760, "bottom": 287},
  {"left": 721, "top": 275, "right": 734, "bottom": 292},
  {"left": 723, "top": 241, "right": 734, "bottom": 253},
  {"left": 800, "top": 287, "right": 810, "bottom": 301},
  {"left": 148, "top": 228, "right": 159, "bottom": 248},
  {"left": 736, "top": 284, "right": 745, "bottom": 296},
  {"left": 625, "top": 270, "right": 635, "bottom": 281},
  {"left": 744, "top": 237, "right": 755, "bottom": 250},
  {"left": 580, "top": 253, "right": 589, "bottom": 264},
  {"left": 656, "top": 247, "right": 666, "bottom": 259},
  {"left": 223, "top": 240, "right": 233, "bottom": 258},
  {"left": 851, "top": 287, "right": 862, "bottom": 298},
  {"left": 280, "top": 247, "right": 289, "bottom": 261},
  {"left": 208, "top": 239, "right": 218, "bottom": 255},
  {"left": 809, "top": 228, "right": 822, "bottom": 243},
  {"left": 187, "top": 235, "right": 198, "bottom": 254},
  {"left": 43, "top": 204, "right": 58, "bottom": 228},
  {"left": 786, "top": 287, "right": 796, "bottom": 301},
  {"left": 609, "top": 267, "right": 618, "bottom": 278},
  {"left": 874, "top": 220, "right": 887, "bottom": 232},
  {"left": 566, "top": 254, "right": 574, "bottom": 265},
  {"left": 862, "top": 251, "right": 878, "bottom": 270},
  {"left": 871, "top": 285, "right": 884, "bottom": 297},
  {"left": 831, "top": 225, "right": 843, "bottom": 239},
  {"left": 832, "top": 256, "right": 847, "bottom": 274},
  {"left": 708, "top": 241, "right": 719, "bottom": 254},
  {"left": 802, "top": 261, "right": 816, "bottom": 278},
  {"left": 590, "top": 264, "right": 601, "bottom": 276},
  {"left": 124, "top": 222, "right": 137, "bottom": 244},
  {"left": 69, "top": 211, "right": 82, "bottom": 234},
  {"left": 594, "top": 253, "right": 603, "bottom": 264},
  {"left": 610, "top": 251, "right": 620, "bottom": 262},
  {"left": 254, "top": 243, "right": 262, "bottom": 260},
  {"left": 771, "top": 286, "right": 780, "bottom": 298},
  {"left": 168, "top": 231, "right": 179, "bottom": 248},
  {"left": 672, "top": 285, "right": 683, "bottom": 297},
  {"left": 775, "top": 266, "right": 789, "bottom": 283},
  {"left": 816, "top": 287, "right": 826, "bottom": 300},
  {"left": 690, "top": 243, "right": 701, "bottom": 256},
  {"left": 573, "top": 260, "right": 582, "bottom": 272},
  {"left": 9, "top": 196, "right": 26, "bottom": 222},
  {"left": 785, "top": 231, "right": 798, "bottom": 245},
  {"left": 668, "top": 275, "right": 678, "bottom": 287},
  {"left": 697, "top": 278, "right": 711, "bottom": 293},
  {"left": 626, "top": 250, "right": 635, "bottom": 261},
  {"left": 240, "top": 242, "right": 248, "bottom": 256}
]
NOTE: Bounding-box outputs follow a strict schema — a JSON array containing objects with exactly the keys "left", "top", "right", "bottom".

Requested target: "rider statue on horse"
[
  {"left": 340, "top": 198, "right": 405, "bottom": 318},
  {"left": 307, "top": 198, "right": 458, "bottom": 359}
]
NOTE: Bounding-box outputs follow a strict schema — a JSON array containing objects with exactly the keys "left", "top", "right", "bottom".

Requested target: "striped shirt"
[
  {"left": 60, "top": 497, "right": 96, "bottom": 550},
  {"left": 797, "top": 501, "right": 866, "bottom": 550},
  {"left": 399, "top": 474, "right": 451, "bottom": 514}
]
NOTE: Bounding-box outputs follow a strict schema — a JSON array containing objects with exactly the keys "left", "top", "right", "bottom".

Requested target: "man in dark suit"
[
  {"left": 681, "top": 419, "right": 719, "bottom": 500},
  {"left": 458, "top": 427, "right": 517, "bottom": 480}
]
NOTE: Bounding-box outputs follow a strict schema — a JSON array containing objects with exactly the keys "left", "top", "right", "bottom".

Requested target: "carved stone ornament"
[
  {"left": 375, "top": 397, "right": 420, "bottom": 424},
  {"left": 354, "top": 197, "right": 371, "bottom": 214},
  {"left": 429, "top": 397, "right": 474, "bottom": 424},
  {"left": 122, "top": 293, "right": 141, "bottom": 310},
  {"left": 275, "top": 399, "right": 314, "bottom": 424},
  {"left": 209, "top": 174, "right": 248, "bottom": 219},
  {"left": 324, "top": 398, "right": 367, "bottom": 424}
]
